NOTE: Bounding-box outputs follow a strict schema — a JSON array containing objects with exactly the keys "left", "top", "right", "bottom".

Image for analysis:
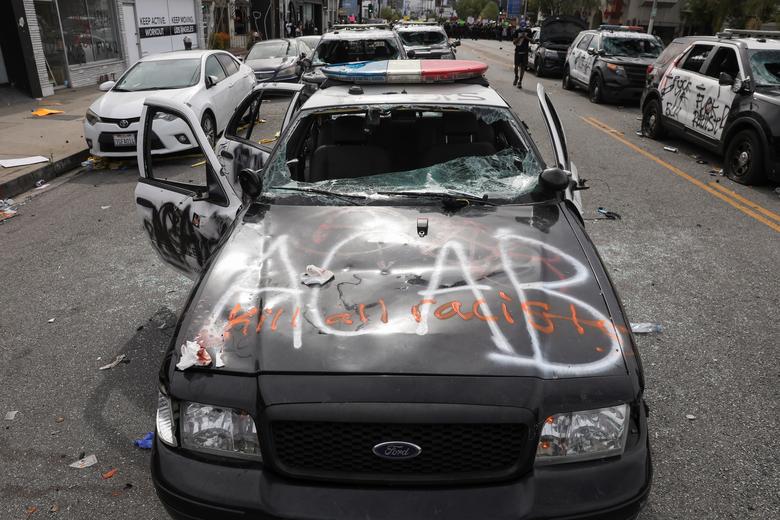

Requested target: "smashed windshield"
[
  {"left": 261, "top": 105, "right": 543, "bottom": 204},
  {"left": 313, "top": 39, "right": 401, "bottom": 64},
  {"left": 248, "top": 40, "right": 296, "bottom": 59},
  {"left": 603, "top": 37, "right": 662, "bottom": 58},
  {"left": 749, "top": 50, "right": 780, "bottom": 86},
  {"left": 113, "top": 59, "right": 200, "bottom": 91},
  {"left": 398, "top": 31, "right": 447, "bottom": 46}
]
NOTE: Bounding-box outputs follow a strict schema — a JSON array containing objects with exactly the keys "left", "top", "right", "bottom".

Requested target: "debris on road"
[
  {"left": 300, "top": 264, "right": 335, "bottom": 286},
  {"left": 49, "top": 504, "right": 60, "bottom": 513},
  {"left": 55, "top": 416, "right": 65, "bottom": 423},
  {"left": 696, "top": 159, "right": 707, "bottom": 164},
  {"left": 101, "top": 205, "right": 111, "bottom": 210},
  {"left": 69, "top": 454, "right": 97, "bottom": 469},
  {"left": 35, "top": 179, "right": 50, "bottom": 189},
  {"left": 176, "top": 340, "right": 212, "bottom": 370},
  {"left": 133, "top": 432, "right": 154, "bottom": 449},
  {"left": 685, "top": 414, "right": 696, "bottom": 421},
  {"left": 101, "top": 468, "right": 118, "bottom": 480},
  {"left": 5, "top": 410, "right": 19, "bottom": 420},
  {"left": 47, "top": 318, "right": 55, "bottom": 323},
  {"left": 99, "top": 354, "right": 128, "bottom": 370},
  {"left": 25, "top": 505, "right": 38, "bottom": 515},
  {"left": 631, "top": 323, "right": 663, "bottom": 334},
  {"left": 774, "top": 187, "right": 780, "bottom": 198},
  {"left": 663, "top": 146, "right": 678, "bottom": 153},
  {"left": 709, "top": 169, "right": 724, "bottom": 176},
  {"left": 31, "top": 107, "right": 64, "bottom": 117},
  {"left": 597, "top": 207, "right": 622, "bottom": 220},
  {"left": 0, "top": 155, "right": 49, "bottom": 168}
]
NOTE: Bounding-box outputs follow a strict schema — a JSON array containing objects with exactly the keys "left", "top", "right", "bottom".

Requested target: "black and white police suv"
[
  {"left": 563, "top": 25, "right": 664, "bottom": 104},
  {"left": 394, "top": 21, "right": 460, "bottom": 60},
  {"left": 641, "top": 29, "right": 780, "bottom": 184},
  {"left": 133, "top": 60, "right": 651, "bottom": 520}
]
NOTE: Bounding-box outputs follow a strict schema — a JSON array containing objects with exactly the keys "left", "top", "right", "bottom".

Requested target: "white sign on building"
[{"left": 136, "top": 0, "right": 199, "bottom": 56}]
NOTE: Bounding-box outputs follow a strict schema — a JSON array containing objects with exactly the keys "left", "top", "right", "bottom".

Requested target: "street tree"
[{"left": 480, "top": 1, "right": 500, "bottom": 20}]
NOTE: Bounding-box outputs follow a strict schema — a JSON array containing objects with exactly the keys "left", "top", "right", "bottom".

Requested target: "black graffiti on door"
[
  {"left": 691, "top": 93, "right": 730, "bottom": 134},
  {"left": 661, "top": 76, "right": 691, "bottom": 119}
]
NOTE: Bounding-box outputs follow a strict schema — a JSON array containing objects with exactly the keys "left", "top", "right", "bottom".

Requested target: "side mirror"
[
  {"left": 238, "top": 168, "right": 263, "bottom": 198},
  {"left": 300, "top": 52, "right": 306, "bottom": 59},
  {"left": 718, "top": 72, "right": 734, "bottom": 86},
  {"left": 539, "top": 167, "right": 571, "bottom": 192},
  {"left": 407, "top": 50, "right": 416, "bottom": 59},
  {"left": 205, "top": 75, "right": 219, "bottom": 88},
  {"left": 99, "top": 80, "right": 115, "bottom": 91},
  {"left": 452, "top": 40, "right": 461, "bottom": 47},
  {"left": 587, "top": 48, "right": 596, "bottom": 56}
]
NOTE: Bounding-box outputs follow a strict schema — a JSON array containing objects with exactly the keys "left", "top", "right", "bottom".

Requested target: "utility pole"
[{"left": 647, "top": 0, "right": 658, "bottom": 34}]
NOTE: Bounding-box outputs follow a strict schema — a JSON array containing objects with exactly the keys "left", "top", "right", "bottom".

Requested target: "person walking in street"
[{"left": 512, "top": 21, "right": 531, "bottom": 88}]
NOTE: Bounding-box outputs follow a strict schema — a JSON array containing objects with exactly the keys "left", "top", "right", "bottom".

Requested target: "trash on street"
[
  {"left": 5, "top": 410, "right": 19, "bottom": 420},
  {"left": 69, "top": 454, "right": 98, "bottom": 469},
  {"left": 685, "top": 414, "right": 696, "bottom": 421},
  {"left": 133, "top": 432, "right": 154, "bottom": 449},
  {"left": 99, "top": 354, "right": 128, "bottom": 370},
  {"left": 0, "top": 155, "right": 49, "bottom": 168},
  {"left": 31, "top": 107, "right": 64, "bottom": 117},
  {"left": 176, "top": 340, "right": 212, "bottom": 370},
  {"left": 631, "top": 323, "right": 663, "bottom": 334},
  {"left": 663, "top": 146, "right": 678, "bottom": 153},
  {"left": 597, "top": 207, "right": 622, "bottom": 220},
  {"left": 101, "top": 468, "right": 118, "bottom": 479}
]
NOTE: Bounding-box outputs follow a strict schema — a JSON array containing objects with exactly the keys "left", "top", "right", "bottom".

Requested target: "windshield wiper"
[
  {"left": 268, "top": 186, "right": 367, "bottom": 205},
  {"left": 376, "top": 190, "right": 496, "bottom": 207}
]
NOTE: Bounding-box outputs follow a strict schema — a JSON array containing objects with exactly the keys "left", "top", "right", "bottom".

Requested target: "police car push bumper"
[{"left": 321, "top": 60, "right": 488, "bottom": 83}]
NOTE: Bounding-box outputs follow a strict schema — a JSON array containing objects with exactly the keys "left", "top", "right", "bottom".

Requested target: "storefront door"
[{"left": 33, "top": 0, "right": 69, "bottom": 88}]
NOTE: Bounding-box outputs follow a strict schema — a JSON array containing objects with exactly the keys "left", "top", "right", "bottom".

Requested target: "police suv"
[
  {"left": 641, "top": 29, "right": 780, "bottom": 184},
  {"left": 563, "top": 25, "right": 664, "bottom": 104},
  {"left": 133, "top": 60, "right": 651, "bottom": 520},
  {"left": 394, "top": 21, "right": 460, "bottom": 60}
]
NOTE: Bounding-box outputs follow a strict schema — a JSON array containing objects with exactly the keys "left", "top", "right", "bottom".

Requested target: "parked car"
[
  {"left": 645, "top": 36, "right": 718, "bottom": 88},
  {"left": 301, "top": 24, "right": 407, "bottom": 88},
  {"left": 245, "top": 39, "right": 309, "bottom": 82},
  {"left": 562, "top": 25, "right": 664, "bottom": 104},
  {"left": 641, "top": 29, "right": 780, "bottom": 184},
  {"left": 394, "top": 22, "right": 459, "bottom": 59},
  {"left": 529, "top": 15, "right": 587, "bottom": 77},
  {"left": 134, "top": 60, "right": 651, "bottom": 520},
  {"left": 84, "top": 50, "right": 254, "bottom": 156}
]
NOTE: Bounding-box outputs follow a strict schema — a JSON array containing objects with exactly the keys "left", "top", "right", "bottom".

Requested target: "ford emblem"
[
  {"left": 118, "top": 119, "right": 129, "bottom": 128},
  {"left": 372, "top": 441, "right": 421, "bottom": 460}
]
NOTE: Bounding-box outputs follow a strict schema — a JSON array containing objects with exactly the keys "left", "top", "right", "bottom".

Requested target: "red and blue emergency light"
[{"left": 321, "top": 60, "right": 488, "bottom": 84}]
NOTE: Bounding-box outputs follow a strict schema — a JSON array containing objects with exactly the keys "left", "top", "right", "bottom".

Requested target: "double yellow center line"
[{"left": 581, "top": 116, "right": 780, "bottom": 233}]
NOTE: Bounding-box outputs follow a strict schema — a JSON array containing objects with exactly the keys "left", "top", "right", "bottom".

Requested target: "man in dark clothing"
[{"left": 512, "top": 22, "right": 531, "bottom": 88}]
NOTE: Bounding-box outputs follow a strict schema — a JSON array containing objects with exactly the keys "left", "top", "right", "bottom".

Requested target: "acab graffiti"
[
  {"left": 691, "top": 93, "right": 730, "bottom": 134},
  {"left": 661, "top": 75, "right": 691, "bottom": 119}
]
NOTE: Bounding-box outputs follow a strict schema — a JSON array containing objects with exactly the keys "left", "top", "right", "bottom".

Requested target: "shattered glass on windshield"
[{"left": 261, "top": 105, "right": 543, "bottom": 203}]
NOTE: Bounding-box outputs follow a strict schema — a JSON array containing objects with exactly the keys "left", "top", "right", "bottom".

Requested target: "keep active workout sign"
[{"left": 137, "top": 0, "right": 198, "bottom": 55}]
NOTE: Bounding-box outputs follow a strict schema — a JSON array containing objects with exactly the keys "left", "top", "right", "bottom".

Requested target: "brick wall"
[{"left": 22, "top": 0, "right": 54, "bottom": 96}]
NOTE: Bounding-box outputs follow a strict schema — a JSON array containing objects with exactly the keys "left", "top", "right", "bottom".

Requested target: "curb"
[{"left": 0, "top": 148, "right": 90, "bottom": 200}]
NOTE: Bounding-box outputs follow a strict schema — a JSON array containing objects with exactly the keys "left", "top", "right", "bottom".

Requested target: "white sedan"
[{"left": 84, "top": 50, "right": 255, "bottom": 157}]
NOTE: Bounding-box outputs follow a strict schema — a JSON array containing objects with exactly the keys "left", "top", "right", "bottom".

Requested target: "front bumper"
[
  {"left": 601, "top": 72, "right": 646, "bottom": 102},
  {"left": 152, "top": 406, "right": 651, "bottom": 520},
  {"left": 537, "top": 54, "right": 566, "bottom": 75},
  {"left": 84, "top": 118, "right": 196, "bottom": 158}
]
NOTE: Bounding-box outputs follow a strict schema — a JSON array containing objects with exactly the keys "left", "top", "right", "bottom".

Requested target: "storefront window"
[{"left": 58, "top": 0, "right": 121, "bottom": 65}]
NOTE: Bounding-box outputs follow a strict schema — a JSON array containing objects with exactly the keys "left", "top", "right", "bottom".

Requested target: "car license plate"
[{"left": 113, "top": 133, "right": 135, "bottom": 147}]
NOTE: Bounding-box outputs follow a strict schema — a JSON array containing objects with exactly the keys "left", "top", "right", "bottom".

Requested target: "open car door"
[
  {"left": 134, "top": 97, "right": 242, "bottom": 279},
  {"left": 215, "top": 82, "right": 306, "bottom": 200},
  {"left": 536, "top": 83, "right": 583, "bottom": 216}
]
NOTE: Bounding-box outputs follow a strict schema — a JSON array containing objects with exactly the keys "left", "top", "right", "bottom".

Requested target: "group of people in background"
[
  {"left": 284, "top": 20, "right": 320, "bottom": 37},
  {"left": 443, "top": 18, "right": 531, "bottom": 42}
]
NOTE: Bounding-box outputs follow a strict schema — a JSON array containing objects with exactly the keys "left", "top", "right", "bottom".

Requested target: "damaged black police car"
[{"left": 134, "top": 60, "right": 651, "bottom": 520}]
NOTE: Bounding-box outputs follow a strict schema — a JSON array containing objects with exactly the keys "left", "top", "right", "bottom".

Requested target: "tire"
[
  {"left": 562, "top": 66, "right": 573, "bottom": 90},
  {"left": 589, "top": 74, "right": 604, "bottom": 104},
  {"left": 201, "top": 112, "right": 217, "bottom": 149},
  {"left": 724, "top": 129, "right": 765, "bottom": 185},
  {"left": 535, "top": 55, "right": 544, "bottom": 77},
  {"left": 641, "top": 98, "right": 666, "bottom": 139}
]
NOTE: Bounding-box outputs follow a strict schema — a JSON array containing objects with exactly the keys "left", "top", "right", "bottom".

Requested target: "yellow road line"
[
  {"left": 581, "top": 116, "right": 780, "bottom": 233},
  {"left": 708, "top": 181, "right": 780, "bottom": 223}
]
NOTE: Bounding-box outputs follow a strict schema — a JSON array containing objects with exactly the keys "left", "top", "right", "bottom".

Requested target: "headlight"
[
  {"left": 181, "top": 402, "right": 261, "bottom": 459},
  {"left": 606, "top": 63, "right": 626, "bottom": 76},
  {"left": 156, "top": 392, "right": 177, "bottom": 446},
  {"left": 154, "top": 112, "right": 178, "bottom": 121},
  {"left": 85, "top": 109, "right": 100, "bottom": 125},
  {"left": 536, "top": 404, "right": 630, "bottom": 465}
]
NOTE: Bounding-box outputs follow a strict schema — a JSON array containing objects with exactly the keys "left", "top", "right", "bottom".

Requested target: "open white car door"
[
  {"left": 536, "top": 83, "right": 583, "bottom": 216},
  {"left": 134, "top": 97, "right": 242, "bottom": 279}
]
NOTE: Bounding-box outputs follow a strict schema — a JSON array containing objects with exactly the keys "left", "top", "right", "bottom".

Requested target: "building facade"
[{"left": 0, "top": 0, "right": 205, "bottom": 98}]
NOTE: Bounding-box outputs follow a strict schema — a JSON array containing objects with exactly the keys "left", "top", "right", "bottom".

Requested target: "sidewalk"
[{"left": 0, "top": 86, "right": 101, "bottom": 199}]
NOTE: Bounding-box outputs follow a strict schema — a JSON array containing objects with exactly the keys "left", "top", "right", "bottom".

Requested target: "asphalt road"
[{"left": 1, "top": 42, "right": 778, "bottom": 519}]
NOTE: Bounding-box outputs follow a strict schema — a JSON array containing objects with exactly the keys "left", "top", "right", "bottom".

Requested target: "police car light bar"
[
  {"left": 332, "top": 23, "right": 389, "bottom": 31},
  {"left": 719, "top": 28, "right": 780, "bottom": 40},
  {"left": 321, "top": 60, "right": 488, "bottom": 84},
  {"left": 598, "top": 24, "right": 643, "bottom": 32}
]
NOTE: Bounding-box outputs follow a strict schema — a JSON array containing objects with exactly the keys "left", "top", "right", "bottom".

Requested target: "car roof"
[
  {"left": 301, "top": 83, "right": 508, "bottom": 110},
  {"left": 322, "top": 29, "right": 397, "bottom": 40},
  {"left": 595, "top": 31, "right": 658, "bottom": 40},
  {"left": 140, "top": 50, "right": 220, "bottom": 61},
  {"left": 395, "top": 25, "right": 445, "bottom": 33}
]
